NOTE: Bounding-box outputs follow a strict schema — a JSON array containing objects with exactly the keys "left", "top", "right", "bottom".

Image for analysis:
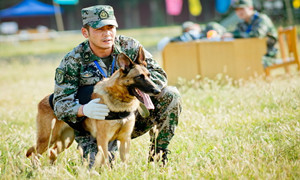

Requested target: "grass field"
[{"left": 0, "top": 26, "right": 299, "bottom": 179}]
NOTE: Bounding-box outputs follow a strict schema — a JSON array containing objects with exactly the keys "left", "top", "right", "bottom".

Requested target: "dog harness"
[{"left": 49, "top": 85, "right": 132, "bottom": 132}]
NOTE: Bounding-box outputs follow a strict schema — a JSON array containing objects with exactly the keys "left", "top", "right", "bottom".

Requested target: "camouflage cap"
[
  {"left": 181, "top": 21, "right": 201, "bottom": 33},
  {"left": 232, "top": 0, "right": 253, "bottom": 8},
  {"left": 182, "top": 21, "right": 195, "bottom": 31},
  {"left": 81, "top": 5, "right": 118, "bottom": 29}
]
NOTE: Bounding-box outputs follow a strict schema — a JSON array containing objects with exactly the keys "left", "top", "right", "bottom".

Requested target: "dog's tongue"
[{"left": 136, "top": 89, "right": 154, "bottom": 109}]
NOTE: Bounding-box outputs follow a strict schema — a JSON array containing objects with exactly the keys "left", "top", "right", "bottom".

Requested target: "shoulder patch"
[{"left": 55, "top": 68, "right": 65, "bottom": 84}]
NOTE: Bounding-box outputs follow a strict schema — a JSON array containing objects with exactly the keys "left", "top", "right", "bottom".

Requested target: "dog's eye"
[{"left": 136, "top": 74, "right": 144, "bottom": 79}]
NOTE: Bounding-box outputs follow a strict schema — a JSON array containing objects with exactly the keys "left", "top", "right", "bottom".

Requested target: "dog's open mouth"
[{"left": 131, "top": 88, "right": 154, "bottom": 109}]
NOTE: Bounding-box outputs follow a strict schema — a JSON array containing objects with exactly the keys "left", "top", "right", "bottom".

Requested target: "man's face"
[
  {"left": 235, "top": 7, "right": 254, "bottom": 22},
  {"left": 83, "top": 25, "right": 116, "bottom": 50}
]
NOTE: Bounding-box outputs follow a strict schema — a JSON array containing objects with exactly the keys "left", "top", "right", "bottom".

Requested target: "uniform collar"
[
  {"left": 248, "top": 11, "right": 259, "bottom": 24},
  {"left": 82, "top": 40, "right": 99, "bottom": 63}
]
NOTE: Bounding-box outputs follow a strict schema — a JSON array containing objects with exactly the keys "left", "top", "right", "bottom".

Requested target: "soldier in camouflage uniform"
[
  {"left": 224, "top": 0, "right": 278, "bottom": 67},
  {"left": 52, "top": 5, "right": 181, "bottom": 167},
  {"left": 169, "top": 21, "right": 227, "bottom": 42}
]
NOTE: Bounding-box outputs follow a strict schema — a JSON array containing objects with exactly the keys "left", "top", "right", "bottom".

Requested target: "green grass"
[{"left": 0, "top": 27, "right": 299, "bottom": 179}]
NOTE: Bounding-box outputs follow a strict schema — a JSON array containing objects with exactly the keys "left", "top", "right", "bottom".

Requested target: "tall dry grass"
[
  {"left": 0, "top": 56, "right": 299, "bottom": 179},
  {"left": 0, "top": 26, "right": 299, "bottom": 179}
]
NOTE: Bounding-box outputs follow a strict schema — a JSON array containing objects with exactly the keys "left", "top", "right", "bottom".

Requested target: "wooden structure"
[
  {"left": 162, "top": 38, "right": 267, "bottom": 84},
  {"left": 265, "top": 26, "right": 300, "bottom": 76}
]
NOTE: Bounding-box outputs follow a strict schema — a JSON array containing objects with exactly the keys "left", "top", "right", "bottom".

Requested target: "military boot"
[{"left": 148, "top": 146, "right": 171, "bottom": 166}]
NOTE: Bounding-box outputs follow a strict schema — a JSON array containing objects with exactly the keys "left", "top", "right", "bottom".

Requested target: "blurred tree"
[
  {"left": 150, "top": 0, "right": 166, "bottom": 26},
  {"left": 3, "top": 0, "right": 296, "bottom": 31},
  {"left": 119, "top": 0, "right": 140, "bottom": 28},
  {"left": 96, "top": 0, "right": 106, "bottom": 4},
  {"left": 284, "top": 0, "right": 294, "bottom": 25}
]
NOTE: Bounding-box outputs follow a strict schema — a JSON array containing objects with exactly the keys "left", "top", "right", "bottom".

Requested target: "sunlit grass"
[
  {"left": 0, "top": 26, "right": 299, "bottom": 178},
  {"left": 0, "top": 57, "right": 299, "bottom": 179}
]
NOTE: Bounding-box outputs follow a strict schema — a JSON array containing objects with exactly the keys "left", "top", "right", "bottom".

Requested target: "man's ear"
[
  {"left": 81, "top": 27, "right": 89, "bottom": 38},
  {"left": 117, "top": 53, "right": 134, "bottom": 73},
  {"left": 135, "top": 46, "right": 147, "bottom": 66}
]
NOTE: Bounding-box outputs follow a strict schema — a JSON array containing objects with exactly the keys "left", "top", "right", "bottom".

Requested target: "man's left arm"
[
  {"left": 249, "top": 14, "right": 277, "bottom": 39},
  {"left": 144, "top": 51, "right": 168, "bottom": 89}
]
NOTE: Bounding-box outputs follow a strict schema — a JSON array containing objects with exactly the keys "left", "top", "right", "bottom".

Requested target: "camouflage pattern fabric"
[
  {"left": 232, "top": 0, "right": 253, "bottom": 8},
  {"left": 81, "top": 5, "right": 118, "bottom": 29},
  {"left": 170, "top": 21, "right": 227, "bottom": 42},
  {"left": 203, "top": 21, "right": 227, "bottom": 37},
  {"left": 170, "top": 31, "right": 201, "bottom": 42},
  {"left": 75, "top": 86, "right": 181, "bottom": 165},
  {"left": 132, "top": 86, "right": 182, "bottom": 150},
  {"left": 231, "top": 11, "right": 278, "bottom": 58},
  {"left": 53, "top": 35, "right": 181, "bottom": 163},
  {"left": 53, "top": 35, "right": 167, "bottom": 123}
]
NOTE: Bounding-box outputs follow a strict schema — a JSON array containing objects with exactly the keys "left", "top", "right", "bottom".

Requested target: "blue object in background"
[
  {"left": 216, "top": 0, "right": 231, "bottom": 14},
  {"left": 54, "top": 0, "right": 78, "bottom": 5},
  {"left": 0, "top": 0, "right": 62, "bottom": 18}
]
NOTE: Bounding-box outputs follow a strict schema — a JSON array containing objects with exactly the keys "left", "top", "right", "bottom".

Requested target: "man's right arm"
[
  {"left": 53, "top": 55, "right": 82, "bottom": 123},
  {"left": 53, "top": 55, "right": 109, "bottom": 122}
]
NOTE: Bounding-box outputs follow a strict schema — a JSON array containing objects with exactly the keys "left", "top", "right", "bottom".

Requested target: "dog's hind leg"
[
  {"left": 33, "top": 96, "right": 56, "bottom": 156},
  {"left": 26, "top": 146, "right": 36, "bottom": 157},
  {"left": 49, "top": 127, "right": 75, "bottom": 164}
]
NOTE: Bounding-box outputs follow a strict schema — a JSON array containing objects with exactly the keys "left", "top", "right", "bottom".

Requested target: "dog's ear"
[
  {"left": 135, "top": 46, "right": 147, "bottom": 66},
  {"left": 117, "top": 53, "right": 134, "bottom": 74}
]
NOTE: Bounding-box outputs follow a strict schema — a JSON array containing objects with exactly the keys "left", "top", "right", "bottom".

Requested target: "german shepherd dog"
[{"left": 26, "top": 47, "right": 161, "bottom": 167}]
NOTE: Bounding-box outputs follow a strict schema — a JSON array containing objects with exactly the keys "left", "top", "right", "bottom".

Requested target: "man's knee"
[{"left": 157, "top": 86, "right": 182, "bottom": 111}]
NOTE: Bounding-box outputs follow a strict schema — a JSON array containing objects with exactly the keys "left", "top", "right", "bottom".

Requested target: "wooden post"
[
  {"left": 284, "top": 0, "right": 294, "bottom": 25},
  {"left": 52, "top": 1, "right": 64, "bottom": 31}
]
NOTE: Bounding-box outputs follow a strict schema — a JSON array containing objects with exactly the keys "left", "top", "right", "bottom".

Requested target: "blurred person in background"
[
  {"left": 52, "top": 5, "right": 181, "bottom": 167},
  {"left": 157, "top": 21, "right": 227, "bottom": 51},
  {"left": 222, "top": 0, "right": 278, "bottom": 67},
  {"left": 170, "top": 21, "right": 227, "bottom": 42},
  {"left": 157, "top": 21, "right": 202, "bottom": 51},
  {"left": 169, "top": 21, "right": 203, "bottom": 42}
]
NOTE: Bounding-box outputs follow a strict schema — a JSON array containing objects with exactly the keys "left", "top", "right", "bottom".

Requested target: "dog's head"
[{"left": 117, "top": 46, "right": 161, "bottom": 102}]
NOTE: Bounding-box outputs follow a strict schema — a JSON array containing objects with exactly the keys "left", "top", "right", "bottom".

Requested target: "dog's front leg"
[
  {"left": 94, "top": 121, "right": 111, "bottom": 167},
  {"left": 119, "top": 137, "right": 131, "bottom": 163},
  {"left": 119, "top": 116, "right": 135, "bottom": 163},
  {"left": 95, "top": 136, "right": 109, "bottom": 167}
]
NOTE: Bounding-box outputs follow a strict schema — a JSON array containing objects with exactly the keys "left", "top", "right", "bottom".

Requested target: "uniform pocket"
[{"left": 79, "top": 72, "right": 101, "bottom": 85}]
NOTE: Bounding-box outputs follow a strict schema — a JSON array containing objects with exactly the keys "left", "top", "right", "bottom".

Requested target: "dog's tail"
[{"left": 26, "top": 146, "right": 36, "bottom": 157}]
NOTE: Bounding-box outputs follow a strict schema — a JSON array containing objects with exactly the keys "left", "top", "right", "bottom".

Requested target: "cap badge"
[{"left": 99, "top": 10, "right": 109, "bottom": 20}]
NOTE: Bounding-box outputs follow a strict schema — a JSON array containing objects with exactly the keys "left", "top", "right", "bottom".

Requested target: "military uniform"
[
  {"left": 232, "top": 0, "right": 278, "bottom": 67},
  {"left": 232, "top": 11, "right": 278, "bottom": 57},
  {"left": 53, "top": 5, "right": 181, "bottom": 166},
  {"left": 169, "top": 21, "right": 227, "bottom": 42}
]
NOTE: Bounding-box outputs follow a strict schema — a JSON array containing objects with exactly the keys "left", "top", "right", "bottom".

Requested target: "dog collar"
[{"left": 105, "top": 111, "right": 132, "bottom": 120}]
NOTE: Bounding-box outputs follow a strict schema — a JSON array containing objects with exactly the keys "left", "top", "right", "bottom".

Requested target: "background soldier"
[{"left": 222, "top": 0, "right": 278, "bottom": 67}]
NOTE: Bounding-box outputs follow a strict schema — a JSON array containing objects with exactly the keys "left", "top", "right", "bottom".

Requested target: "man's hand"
[{"left": 82, "top": 98, "right": 109, "bottom": 120}]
